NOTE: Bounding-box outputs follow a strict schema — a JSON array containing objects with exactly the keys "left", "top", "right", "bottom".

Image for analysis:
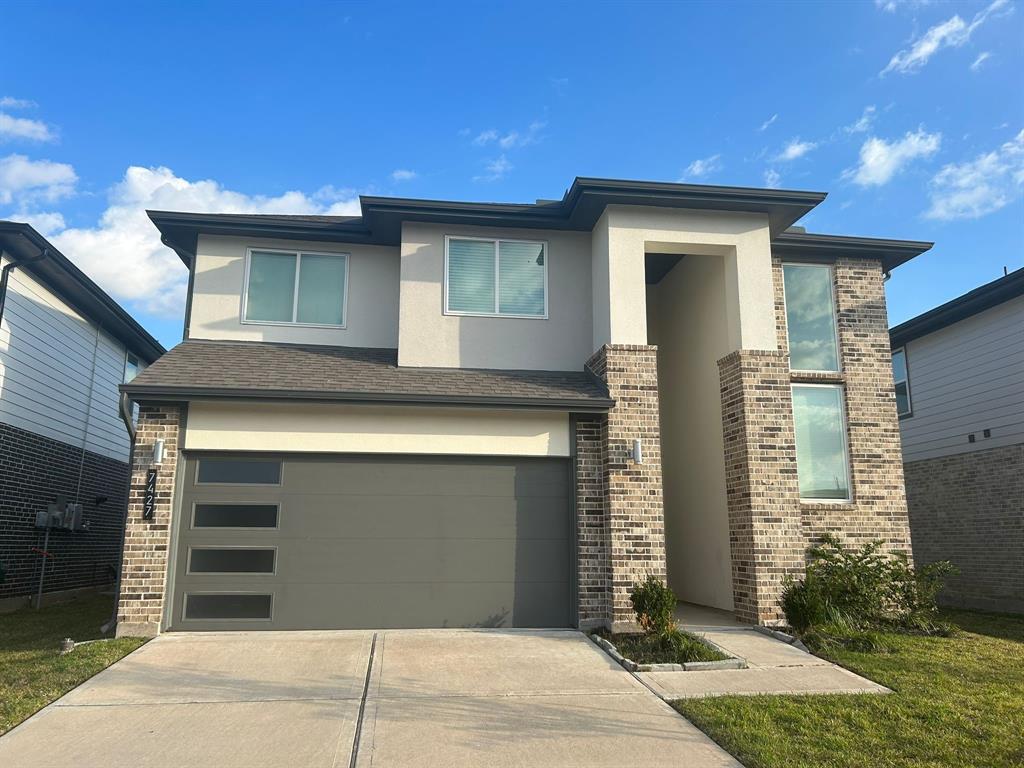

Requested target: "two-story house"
[
  {"left": 116, "top": 177, "right": 931, "bottom": 636},
  {"left": 891, "top": 268, "right": 1023, "bottom": 614},
  {"left": 0, "top": 221, "right": 164, "bottom": 610}
]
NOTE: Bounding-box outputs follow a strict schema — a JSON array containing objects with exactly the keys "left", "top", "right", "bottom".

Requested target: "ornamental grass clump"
[{"left": 781, "top": 534, "right": 957, "bottom": 650}]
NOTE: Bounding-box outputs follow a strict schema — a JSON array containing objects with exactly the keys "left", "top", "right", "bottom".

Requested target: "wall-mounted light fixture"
[
  {"left": 152, "top": 439, "right": 165, "bottom": 464},
  {"left": 632, "top": 439, "right": 643, "bottom": 464}
]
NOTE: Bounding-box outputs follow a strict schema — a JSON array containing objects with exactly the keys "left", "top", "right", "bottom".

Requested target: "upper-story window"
[
  {"left": 445, "top": 236, "right": 547, "bottom": 318},
  {"left": 123, "top": 353, "right": 140, "bottom": 383},
  {"left": 243, "top": 249, "right": 348, "bottom": 327},
  {"left": 782, "top": 263, "right": 840, "bottom": 372},
  {"left": 891, "top": 348, "right": 912, "bottom": 417}
]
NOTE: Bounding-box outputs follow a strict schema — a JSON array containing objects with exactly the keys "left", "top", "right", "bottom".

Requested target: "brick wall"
[
  {"left": 905, "top": 443, "right": 1023, "bottom": 613},
  {"left": 586, "top": 344, "right": 666, "bottom": 629},
  {"left": 0, "top": 422, "right": 129, "bottom": 604},
  {"left": 574, "top": 415, "right": 610, "bottom": 628},
  {"left": 716, "top": 257, "right": 912, "bottom": 623},
  {"left": 115, "top": 404, "right": 183, "bottom": 637},
  {"left": 718, "top": 350, "right": 804, "bottom": 624}
]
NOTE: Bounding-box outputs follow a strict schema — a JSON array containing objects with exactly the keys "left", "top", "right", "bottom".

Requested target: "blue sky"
[{"left": 1, "top": 0, "right": 1021, "bottom": 350}]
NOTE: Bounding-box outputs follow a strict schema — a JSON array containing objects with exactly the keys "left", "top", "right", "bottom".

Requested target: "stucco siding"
[
  {"left": 899, "top": 295, "right": 1024, "bottom": 462},
  {"left": 397, "top": 222, "right": 594, "bottom": 370},
  {"left": 184, "top": 401, "right": 571, "bottom": 457},
  {"left": 188, "top": 234, "right": 400, "bottom": 348},
  {"left": 0, "top": 255, "right": 132, "bottom": 461},
  {"left": 647, "top": 254, "right": 734, "bottom": 610}
]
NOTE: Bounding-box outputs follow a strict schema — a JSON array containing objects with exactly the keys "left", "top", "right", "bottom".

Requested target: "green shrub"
[
  {"left": 630, "top": 575, "right": 676, "bottom": 633},
  {"left": 781, "top": 534, "right": 957, "bottom": 638}
]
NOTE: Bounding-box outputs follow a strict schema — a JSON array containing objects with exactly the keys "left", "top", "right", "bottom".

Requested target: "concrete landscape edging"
[
  {"left": 751, "top": 624, "right": 811, "bottom": 652},
  {"left": 588, "top": 632, "right": 748, "bottom": 673}
]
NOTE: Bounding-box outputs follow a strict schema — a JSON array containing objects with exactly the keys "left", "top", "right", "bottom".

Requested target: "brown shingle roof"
[{"left": 123, "top": 340, "right": 613, "bottom": 411}]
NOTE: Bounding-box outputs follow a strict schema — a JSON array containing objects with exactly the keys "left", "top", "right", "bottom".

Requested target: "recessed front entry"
[{"left": 170, "top": 454, "right": 573, "bottom": 630}]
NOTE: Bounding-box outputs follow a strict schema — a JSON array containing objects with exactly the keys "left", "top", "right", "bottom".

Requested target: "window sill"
[
  {"left": 240, "top": 319, "right": 348, "bottom": 330},
  {"left": 443, "top": 310, "right": 548, "bottom": 321},
  {"left": 799, "top": 499, "right": 855, "bottom": 509},
  {"left": 790, "top": 370, "right": 844, "bottom": 384}
]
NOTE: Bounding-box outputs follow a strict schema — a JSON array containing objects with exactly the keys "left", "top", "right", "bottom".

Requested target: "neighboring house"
[
  {"left": 116, "top": 177, "right": 931, "bottom": 636},
  {"left": 0, "top": 222, "right": 164, "bottom": 610},
  {"left": 891, "top": 268, "right": 1024, "bottom": 614}
]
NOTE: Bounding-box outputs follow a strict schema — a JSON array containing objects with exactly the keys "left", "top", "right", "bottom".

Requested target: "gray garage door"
[{"left": 169, "top": 454, "right": 572, "bottom": 631}]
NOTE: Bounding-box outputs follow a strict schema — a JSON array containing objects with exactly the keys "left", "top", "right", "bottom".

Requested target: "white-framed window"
[
  {"left": 444, "top": 235, "right": 548, "bottom": 319},
  {"left": 791, "top": 383, "right": 852, "bottom": 502},
  {"left": 891, "top": 347, "right": 912, "bottom": 417},
  {"left": 782, "top": 263, "right": 841, "bottom": 373},
  {"left": 123, "top": 352, "right": 140, "bottom": 383},
  {"left": 242, "top": 248, "right": 349, "bottom": 327}
]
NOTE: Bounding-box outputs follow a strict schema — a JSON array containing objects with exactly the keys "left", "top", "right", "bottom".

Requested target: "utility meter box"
[{"left": 34, "top": 497, "right": 84, "bottom": 531}]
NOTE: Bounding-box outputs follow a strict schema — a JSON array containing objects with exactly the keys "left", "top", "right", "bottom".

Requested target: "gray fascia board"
[
  {"left": 772, "top": 231, "right": 933, "bottom": 271},
  {"left": 120, "top": 384, "right": 615, "bottom": 413}
]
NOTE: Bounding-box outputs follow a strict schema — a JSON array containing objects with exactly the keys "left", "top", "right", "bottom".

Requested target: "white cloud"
[
  {"left": 881, "top": 0, "right": 1010, "bottom": 76},
  {"left": 759, "top": 114, "right": 778, "bottom": 131},
  {"left": 474, "top": 155, "right": 512, "bottom": 183},
  {"left": 875, "top": 0, "right": 932, "bottom": 12},
  {"left": 926, "top": 129, "right": 1024, "bottom": 220},
  {"left": 764, "top": 169, "right": 782, "bottom": 188},
  {"left": 390, "top": 168, "right": 417, "bottom": 182},
  {"left": 680, "top": 154, "right": 722, "bottom": 180},
  {"left": 12, "top": 210, "right": 65, "bottom": 235},
  {"left": 970, "top": 51, "right": 992, "bottom": 71},
  {"left": 0, "top": 154, "right": 77, "bottom": 204},
  {"left": 774, "top": 139, "right": 818, "bottom": 162},
  {"left": 36, "top": 165, "right": 360, "bottom": 317},
  {"left": 0, "top": 97, "right": 37, "bottom": 109},
  {"left": 472, "top": 122, "right": 545, "bottom": 149},
  {"left": 845, "top": 128, "right": 941, "bottom": 186},
  {"left": 0, "top": 112, "right": 54, "bottom": 142},
  {"left": 845, "top": 105, "right": 877, "bottom": 134},
  {"left": 473, "top": 129, "right": 499, "bottom": 146}
]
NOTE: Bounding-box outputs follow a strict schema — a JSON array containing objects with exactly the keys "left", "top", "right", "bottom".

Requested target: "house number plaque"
[{"left": 143, "top": 469, "right": 158, "bottom": 520}]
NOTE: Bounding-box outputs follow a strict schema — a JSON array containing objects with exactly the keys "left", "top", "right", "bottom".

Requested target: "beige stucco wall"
[
  {"left": 597, "top": 206, "right": 778, "bottom": 352},
  {"left": 184, "top": 401, "right": 570, "bottom": 456},
  {"left": 188, "top": 234, "right": 400, "bottom": 347},
  {"left": 647, "top": 254, "right": 735, "bottom": 611},
  {"left": 397, "top": 222, "right": 594, "bottom": 370}
]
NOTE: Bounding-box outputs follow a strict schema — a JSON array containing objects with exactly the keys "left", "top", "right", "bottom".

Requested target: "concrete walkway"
[
  {"left": 0, "top": 629, "right": 740, "bottom": 768},
  {"left": 637, "top": 603, "right": 889, "bottom": 700}
]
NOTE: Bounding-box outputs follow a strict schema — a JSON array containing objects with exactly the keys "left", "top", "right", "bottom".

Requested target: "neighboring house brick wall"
[
  {"left": 0, "top": 422, "right": 128, "bottom": 604},
  {"left": 718, "top": 258, "right": 912, "bottom": 624},
  {"left": 574, "top": 415, "right": 609, "bottom": 629},
  {"left": 905, "top": 443, "right": 1024, "bottom": 613},
  {"left": 587, "top": 344, "right": 666, "bottom": 630},
  {"left": 116, "top": 404, "right": 183, "bottom": 637}
]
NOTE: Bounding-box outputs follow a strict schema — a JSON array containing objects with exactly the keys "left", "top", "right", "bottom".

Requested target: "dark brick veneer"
[{"left": 0, "top": 422, "right": 129, "bottom": 602}]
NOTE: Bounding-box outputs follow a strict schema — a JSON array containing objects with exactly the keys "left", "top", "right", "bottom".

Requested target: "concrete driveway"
[{"left": 0, "top": 629, "right": 738, "bottom": 768}]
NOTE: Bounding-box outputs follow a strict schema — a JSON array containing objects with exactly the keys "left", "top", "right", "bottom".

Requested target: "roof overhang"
[
  {"left": 771, "top": 231, "right": 933, "bottom": 273},
  {"left": 150, "top": 176, "right": 828, "bottom": 267},
  {"left": 0, "top": 222, "right": 165, "bottom": 363},
  {"left": 890, "top": 267, "right": 1024, "bottom": 349}
]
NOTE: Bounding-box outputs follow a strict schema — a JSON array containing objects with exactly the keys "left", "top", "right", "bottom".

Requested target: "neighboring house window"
[
  {"left": 243, "top": 249, "right": 348, "bottom": 327},
  {"left": 123, "top": 353, "right": 140, "bottom": 383},
  {"left": 891, "top": 348, "right": 912, "bottom": 417},
  {"left": 445, "top": 236, "right": 547, "bottom": 318},
  {"left": 782, "top": 263, "right": 840, "bottom": 372},
  {"left": 791, "top": 384, "right": 852, "bottom": 501}
]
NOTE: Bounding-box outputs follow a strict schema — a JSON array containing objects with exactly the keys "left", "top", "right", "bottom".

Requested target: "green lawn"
[
  {"left": 0, "top": 594, "right": 146, "bottom": 735},
  {"left": 675, "top": 610, "right": 1024, "bottom": 768}
]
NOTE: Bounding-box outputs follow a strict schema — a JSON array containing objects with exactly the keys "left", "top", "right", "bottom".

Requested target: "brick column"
[
  {"left": 574, "top": 415, "right": 610, "bottom": 629},
  {"left": 115, "top": 404, "right": 183, "bottom": 638},
  {"left": 718, "top": 349, "right": 804, "bottom": 624},
  {"left": 587, "top": 344, "right": 667, "bottom": 630}
]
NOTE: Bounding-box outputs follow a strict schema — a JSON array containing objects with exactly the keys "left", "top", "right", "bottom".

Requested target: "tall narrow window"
[
  {"left": 123, "top": 353, "right": 140, "bottom": 383},
  {"left": 782, "top": 263, "right": 840, "bottom": 372},
  {"left": 244, "top": 250, "right": 347, "bottom": 326},
  {"left": 792, "top": 384, "right": 851, "bottom": 501},
  {"left": 445, "top": 236, "right": 546, "bottom": 317},
  {"left": 891, "top": 348, "right": 912, "bottom": 417}
]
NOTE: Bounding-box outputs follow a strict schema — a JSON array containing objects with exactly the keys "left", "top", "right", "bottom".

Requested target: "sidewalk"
[{"left": 636, "top": 604, "right": 890, "bottom": 700}]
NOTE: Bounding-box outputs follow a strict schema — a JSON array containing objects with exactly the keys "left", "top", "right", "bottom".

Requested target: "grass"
[
  {"left": 598, "top": 629, "right": 730, "bottom": 664},
  {"left": 0, "top": 593, "right": 146, "bottom": 735},
  {"left": 674, "top": 609, "right": 1024, "bottom": 768}
]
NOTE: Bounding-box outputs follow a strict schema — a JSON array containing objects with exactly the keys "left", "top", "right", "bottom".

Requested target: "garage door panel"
[
  {"left": 269, "top": 496, "right": 569, "bottom": 540},
  {"left": 172, "top": 455, "right": 572, "bottom": 630}
]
